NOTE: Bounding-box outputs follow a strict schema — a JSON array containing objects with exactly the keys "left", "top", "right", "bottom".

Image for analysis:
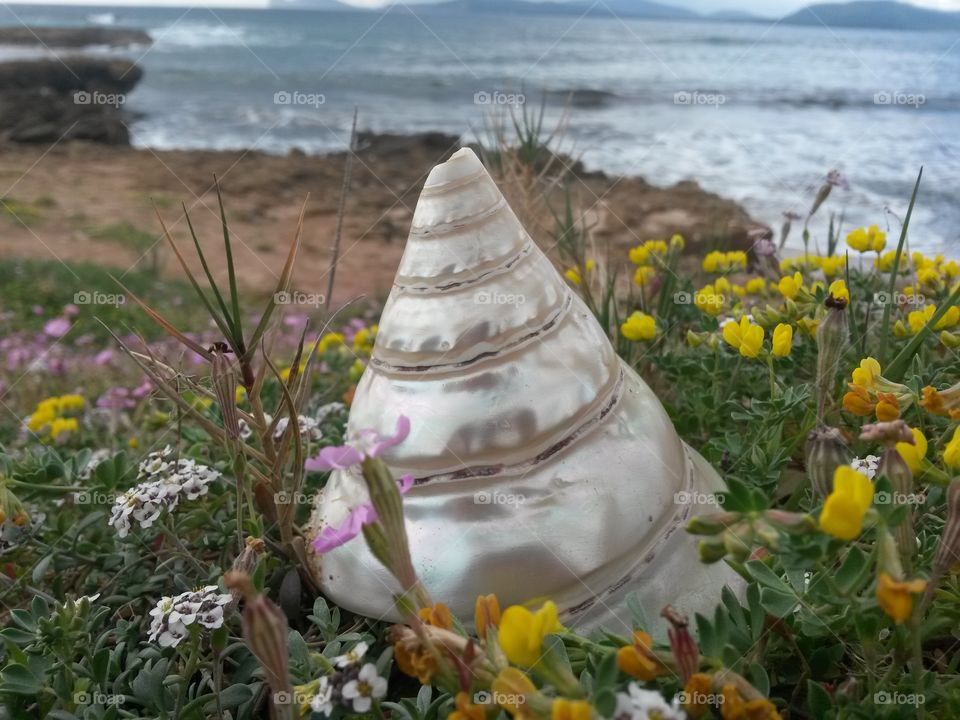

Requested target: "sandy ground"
[{"left": 0, "top": 132, "right": 765, "bottom": 305}]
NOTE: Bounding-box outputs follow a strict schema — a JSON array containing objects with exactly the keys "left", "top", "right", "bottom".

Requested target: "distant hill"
[
  {"left": 782, "top": 1, "right": 960, "bottom": 30},
  {"left": 385, "top": 0, "right": 697, "bottom": 20}
]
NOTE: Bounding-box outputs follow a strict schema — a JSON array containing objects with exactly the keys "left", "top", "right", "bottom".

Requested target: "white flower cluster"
[
  {"left": 148, "top": 585, "right": 232, "bottom": 647},
  {"left": 108, "top": 446, "right": 220, "bottom": 538},
  {"left": 851, "top": 455, "right": 881, "bottom": 480},
  {"left": 309, "top": 642, "right": 388, "bottom": 716},
  {"left": 614, "top": 683, "right": 686, "bottom": 720}
]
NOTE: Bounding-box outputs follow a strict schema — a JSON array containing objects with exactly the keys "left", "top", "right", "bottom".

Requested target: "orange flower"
[
  {"left": 874, "top": 392, "right": 901, "bottom": 421},
  {"left": 682, "top": 673, "right": 714, "bottom": 719},
  {"left": 491, "top": 668, "right": 537, "bottom": 718},
  {"left": 616, "top": 630, "right": 664, "bottom": 681},
  {"left": 876, "top": 573, "right": 927, "bottom": 625},
  {"left": 551, "top": 698, "right": 591, "bottom": 720},
  {"left": 394, "top": 640, "right": 437, "bottom": 684},
  {"left": 920, "top": 384, "right": 960, "bottom": 419},
  {"left": 842, "top": 384, "right": 875, "bottom": 416},
  {"left": 475, "top": 594, "right": 501, "bottom": 641},
  {"left": 720, "top": 683, "right": 782, "bottom": 720},
  {"left": 419, "top": 602, "right": 453, "bottom": 630},
  {"left": 449, "top": 692, "right": 487, "bottom": 720}
]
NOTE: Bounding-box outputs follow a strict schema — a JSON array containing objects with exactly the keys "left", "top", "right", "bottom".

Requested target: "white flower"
[
  {"left": 851, "top": 455, "right": 881, "bottom": 480},
  {"left": 309, "top": 677, "right": 334, "bottom": 716},
  {"left": 315, "top": 402, "right": 346, "bottom": 424},
  {"left": 273, "top": 415, "right": 322, "bottom": 442},
  {"left": 340, "top": 663, "right": 387, "bottom": 714},
  {"left": 79, "top": 448, "right": 112, "bottom": 480},
  {"left": 109, "top": 453, "right": 220, "bottom": 538},
  {"left": 614, "top": 683, "right": 686, "bottom": 720},
  {"left": 148, "top": 586, "right": 232, "bottom": 647},
  {"left": 334, "top": 640, "right": 369, "bottom": 668}
]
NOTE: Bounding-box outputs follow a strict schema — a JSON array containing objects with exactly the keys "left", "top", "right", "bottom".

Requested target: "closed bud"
[
  {"left": 698, "top": 537, "right": 728, "bottom": 564},
  {"left": 942, "top": 331, "right": 960, "bottom": 349},
  {"left": 933, "top": 482, "right": 960, "bottom": 580},
  {"left": 753, "top": 518, "right": 781, "bottom": 550},
  {"left": 723, "top": 523, "right": 755, "bottom": 562},
  {"left": 815, "top": 301, "right": 848, "bottom": 423},
  {"left": 686, "top": 511, "right": 743, "bottom": 535},
  {"left": 764, "top": 509, "right": 817, "bottom": 534},
  {"left": 810, "top": 182, "right": 832, "bottom": 217},
  {"left": 806, "top": 426, "right": 852, "bottom": 498}
]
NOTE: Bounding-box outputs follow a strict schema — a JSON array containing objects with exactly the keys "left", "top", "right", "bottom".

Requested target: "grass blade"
[
  {"left": 215, "top": 177, "right": 244, "bottom": 348},
  {"left": 182, "top": 202, "right": 238, "bottom": 339},
  {"left": 879, "top": 167, "right": 922, "bottom": 364}
]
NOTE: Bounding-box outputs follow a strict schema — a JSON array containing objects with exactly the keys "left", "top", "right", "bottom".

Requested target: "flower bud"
[
  {"left": 753, "top": 518, "right": 781, "bottom": 550},
  {"left": 764, "top": 509, "right": 817, "bottom": 534},
  {"left": 686, "top": 511, "right": 743, "bottom": 535},
  {"left": 815, "top": 299, "right": 848, "bottom": 424},
  {"left": 933, "top": 482, "right": 960, "bottom": 581},
  {"left": 697, "top": 537, "right": 728, "bottom": 563},
  {"left": 723, "top": 523, "right": 755, "bottom": 562},
  {"left": 806, "top": 426, "right": 852, "bottom": 498},
  {"left": 210, "top": 344, "right": 240, "bottom": 439},
  {"left": 661, "top": 606, "right": 699, "bottom": 683}
]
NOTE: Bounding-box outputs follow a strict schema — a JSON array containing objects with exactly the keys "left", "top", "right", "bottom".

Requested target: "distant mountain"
[
  {"left": 270, "top": 0, "right": 352, "bottom": 9},
  {"left": 782, "top": 1, "right": 960, "bottom": 30},
  {"left": 708, "top": 10, "right": 766, "bottom": 22},
  {"left": 403, "top": 0, "right": 697, "bottom": 20}
]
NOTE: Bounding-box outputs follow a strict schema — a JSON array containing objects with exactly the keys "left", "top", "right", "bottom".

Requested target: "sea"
[{"left": 1, "top": 3, "right": 959, "bottom": 254}]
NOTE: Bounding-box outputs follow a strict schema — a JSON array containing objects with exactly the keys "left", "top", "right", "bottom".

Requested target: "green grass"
[
  {"left": 85, "top": 222, "right": 158, "bottom": 252},
  {"left": 0, "top": 258, "right": 200, "bottom": 341},
  {"left": 0, "top": 196, "right": 49, "bottom": 227}
]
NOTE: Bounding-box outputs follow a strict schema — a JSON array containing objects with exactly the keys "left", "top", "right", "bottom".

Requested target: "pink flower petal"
[
  {"left": 398, "top": 473, "right": 414, "bottom": 494},
  {"left": 369, "top": 415, "right": 410, "bottom": 458},
  {"left": 305, "top": 445, "right": 365, "bottom": 472},
  {"left": 312, "top": 503, "right": 378, "bottom": 553},
  {"left": 43, "top": 317, "right": 71, "bottom": 338}
]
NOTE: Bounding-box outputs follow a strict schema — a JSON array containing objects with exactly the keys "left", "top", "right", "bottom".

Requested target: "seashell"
[{"left": 309, "top": 148, "right": 741, "bottom": 631}]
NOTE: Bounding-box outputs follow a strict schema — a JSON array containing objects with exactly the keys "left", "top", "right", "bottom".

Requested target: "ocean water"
[{"left": 2, "top": 4, "right": 959, "bottom": 253}]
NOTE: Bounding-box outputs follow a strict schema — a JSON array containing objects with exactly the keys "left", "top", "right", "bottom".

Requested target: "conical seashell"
[{"left": 309, "top": 148, "right": 740, "bottom": 631}]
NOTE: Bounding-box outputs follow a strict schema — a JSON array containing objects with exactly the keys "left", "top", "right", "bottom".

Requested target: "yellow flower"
[
  {"left": 316, "top": 332, "right": 345, "bottom": 354},
  {"left": 629, "top": 246, "right": 650, "bottom": 265},
  {"left": 49, "top": 417, "right": 78, "bottom": 443},
  {"left": 851, "top": 357, "right": 881, "bottom": 389},
  {"left": 875, "top": 250, "right": 900, "bottom": 272},
  {"left": 644, "top": 239, "right": 668, "bottom": 256},
  {"left": 616, "top": 630, "right": 663, "bottom": 681},
  {"left": 670, "top": 233, "right": 685, "bottom": 251},
  {"left": 702, "top": 250, "right": 746, "bottom": 273},
  {"left": 498, "top": 601, "right": 564, "bottom": 667},
  {"left": 827, "top": 279, "right": 849, "bottom": 303},
  {"left": 744, "top": 277, "right": 766, "bottom": 295},
  {"left": 777, "top": 272, "right": 803, "bottom": 300},
  {"left": 633, "top": 265, "right": 655, "bottom": 287},
  {"left": 565, "top": 260, "right": 596, "bottom": 285},
  {"left": 876, "top": 573, "right": 926, "bottom": 625},
  {"left": 820, "top": 466, "right": 874, "bottom": 540},
  {"left": 352, "top": 324, "right": 378, "bottom": 353},
  {"left": 722, "top": 316, "right": 764, "bottom": 359},
  {"left": 491, "top": 668, "right": 537, "bottom": 717},
  {"left": 847, "top": 225, "right": 886, "bottom": 253},
  {"left": 896, "top": 427, "right": 928, "bottom": 474},
  {"left": 694, "top": 285, "right": 724, "bottom": 316},
  {"left": 551, "top": 699, "right": 591, "bottom": 720},
  {"left": 943, "top": 426, "right": 960, "bottom": 470},
  {"left": 818, "top": 255, "right": 846, "bottom": 278},
  {"left": 907, "top": 304, "right": 959, "bottom": 334},
  {"left": 772, "top": 323, "right": 793, "bottom": 357},
  {"left": 621, "top": 311, "right": 657, "bottom": 342},
  {"left": 418, "top": 602, "right": 453, "bottom": 630},
  {"left": 128, "top": 437, "right": 139, "bottom": 449},
  {"left": 348, "top": 359, "right": 366, "bottom": 383},
  {"left": 235, "top": 386, "right": 247, "bottom": 404}
]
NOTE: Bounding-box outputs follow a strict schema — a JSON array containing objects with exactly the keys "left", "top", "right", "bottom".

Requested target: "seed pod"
[
  {"left": 806, "top": 426, "right": 852, "bottom": 498},
  {"left": 814, "top": 298, "right": 849, "bottom": 424},
  {"left": 211, "top": 343, "right": 240, "bottom": 439}
]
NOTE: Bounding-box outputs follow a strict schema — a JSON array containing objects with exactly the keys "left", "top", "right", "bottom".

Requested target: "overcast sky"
[{"left": 5, "top": 0, "right": 960, "bottom": 18}]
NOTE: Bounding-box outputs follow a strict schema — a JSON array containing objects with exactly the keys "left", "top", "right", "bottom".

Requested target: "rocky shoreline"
[
  {"left": 0, "top": 26, "right": 147, "bottom": 144},
  {"left": 0, "top": 26, "right": 766, "bottom": 299}
]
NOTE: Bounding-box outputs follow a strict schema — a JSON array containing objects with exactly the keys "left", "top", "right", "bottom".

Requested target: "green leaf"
[
  {"left": 834, "top": 546, "right": 870, "bottom": 595},
  {"left": 760, "top": 588, "right": 798, "bottom": 618},
  {"left": 0, "top": 663, "right": 42, "bottom": 695},
  {"left": 807, "top": 679, "right": 833, "bottom": 719},
  {"left": 593, "top": 650, "right": 618, "bottom": 689},
  {"left": 747, "top": 662, "right": 770, "bottom": 696}
]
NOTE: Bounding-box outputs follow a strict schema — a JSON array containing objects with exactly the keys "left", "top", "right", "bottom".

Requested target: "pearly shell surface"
[{"left": 309, "top": 148, "right": 741, "bottom": 633}]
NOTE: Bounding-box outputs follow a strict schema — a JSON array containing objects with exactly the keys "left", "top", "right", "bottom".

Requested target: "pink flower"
[
  {"left": 63, "top": 304, "right": 80, "bottom": 317},
  {"left": 43, "top": 317, "right": 71, "bottom": 338},
  {"left": 305, "top": 415, "right": 410, "bottom": 472},
  {"left": 94, "top": 349, "right": 115, "bottom": 366},
  {"left": 312, "top": 473, "right": 414, "bottom": 554}
]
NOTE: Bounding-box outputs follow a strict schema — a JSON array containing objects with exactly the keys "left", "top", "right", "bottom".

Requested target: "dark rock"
[
  {"left": 0, "top": 58, "right": 143, "bottom": 145},
  {"left": 0, "top": 26, "right": 151, "bottom": 48}
]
